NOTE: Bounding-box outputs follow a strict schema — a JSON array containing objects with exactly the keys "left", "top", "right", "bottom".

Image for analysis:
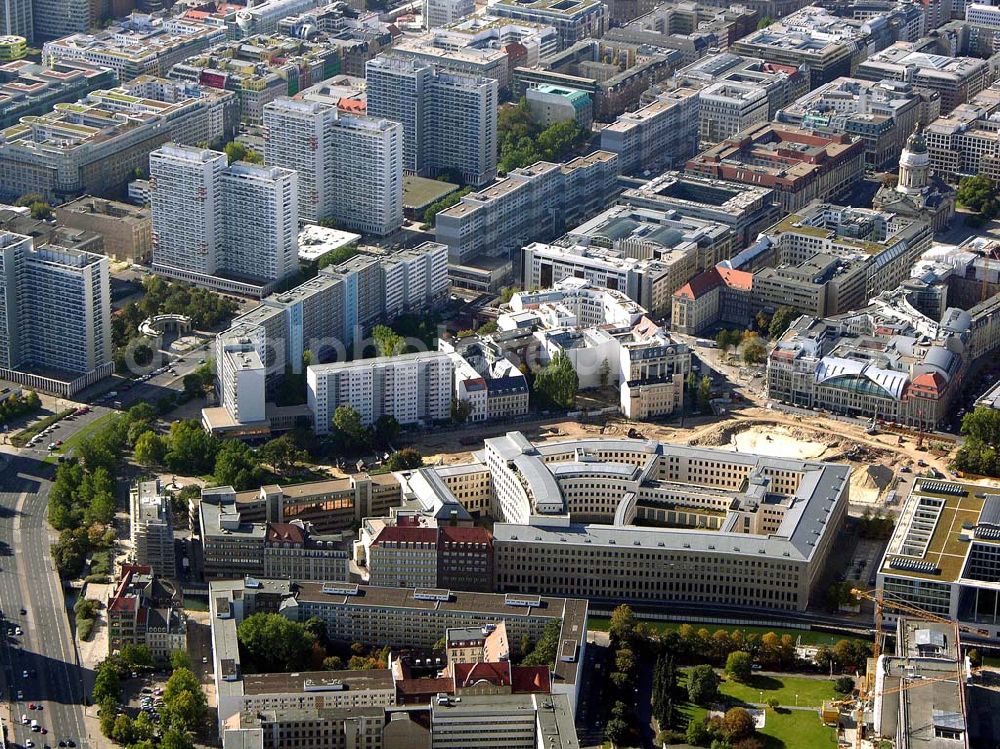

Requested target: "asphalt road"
[{"left": 0, "top": 452, "right": 91, "bottom": 749}]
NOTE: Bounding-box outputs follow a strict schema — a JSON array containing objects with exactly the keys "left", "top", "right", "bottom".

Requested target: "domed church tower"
[{"left": 897, "top": 126, "right": 929, "bottom": 195}]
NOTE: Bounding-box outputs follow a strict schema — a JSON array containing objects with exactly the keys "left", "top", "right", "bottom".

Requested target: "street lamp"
[{"left": 795, "top": 693, "right": 799, "bottom": 707}]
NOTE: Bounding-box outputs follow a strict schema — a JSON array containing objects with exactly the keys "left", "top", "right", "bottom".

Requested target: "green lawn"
[
  {"left": 183, "top": 597, "right": 209, "bottom": 612},
  {"left": 757, "top": 709, "right": 837, "bottom": 749},
  {"left": 587, "top": 616, "right": 867, "bottom": 647},
  {"left": 717, "top": 673, "right": 838, "bottom": 708},
  {"left": 669, "top": 672, "right": 838, "bottom": 748},
  {"left": 54, "top": 411, "right": 119, "bottom": 455}
]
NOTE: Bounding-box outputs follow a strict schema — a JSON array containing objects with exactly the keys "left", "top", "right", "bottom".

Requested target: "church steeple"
[{"left": 897, "top": 124, "right": 929, "bottom": 195}]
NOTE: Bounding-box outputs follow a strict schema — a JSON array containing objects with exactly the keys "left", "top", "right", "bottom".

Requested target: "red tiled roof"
[
  {"left": 511, "top": 666, "right": 550, "bottom": 694},
  {"left": 396, "top": 676, "right": 453, "bottom": 697},
  {"left": 439, "top": 526, "right": 492, "bottom": 544},
  {"left": 337, "top": 98, "right": 366, "bottom": 114},
  {"left": 373, "top": 526, "right": 438, "bottom": 545},
  {"left": 108, "top": 594, "right": 137, "bottom": 612},
  {"left": 717, "top": 266, "right": 753, "bottom": 291},
  {"left": 454, "top": 661, "right": 511, "bottom": 688},
  {"left": 907, "top": 372, "right": 947, "bottom": 396},
  {"left": 266, "top": 522, "right": 305, "bottom": 545},
  {"left": 674, "top": 267, "right": 723, "bottom": 300}
]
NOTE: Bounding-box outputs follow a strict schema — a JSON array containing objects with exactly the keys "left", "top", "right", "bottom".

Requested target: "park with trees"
[{"left": 596, "top": 606, "right": 865, "bottom": 748}]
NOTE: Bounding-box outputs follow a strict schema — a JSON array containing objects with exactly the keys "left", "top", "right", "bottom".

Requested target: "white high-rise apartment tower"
[
  {"left": 150, "top": 143, "right": 299, "bottom": 295},
  {"left": 0, "top": 231, "right": 112, "bottom": 394},
  {"left": 328, "top": 113, "right": 404, "bottom": 236},
  {"left": 264, "top": 98, "right": 403, "bottom": 236},
  {"left": 221, "top": 162, "right": 298, "bottom": 283},
  {"left": 150, "top": 144, "right": 226, "bottom": 279},
  {"left": 263, "top": 99, "right": 338, "bottom": 224},
  {"left": 366, "top": 55, "right": 498, "bottom": 186}
]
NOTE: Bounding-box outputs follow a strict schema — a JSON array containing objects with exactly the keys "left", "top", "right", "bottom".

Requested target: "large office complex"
[
  {"left": 209, "top": 577, "right": 586, "bottom": 748},
  {"left": 435, "top": 150, "right": 618, "bottom": 265},
  {"left": 394, "top": 431, "right": 849, "bottom": 612},
  {"left": 42, "top": 14, "right": 225, "bottom": 80},
  {"left": 0, "top": 76, "right": 237, "bottom": 203},
  {"left": 0, "top": 231, "right": 111, "bottom": 396},
  {"left": 765, "top": 273, "right": 981, "bottom": 430},
  {"left": 366, "top": 55, "right": 498, "bottom": 186},
  {"left": 730, "top": 8, "right": 862, "bottom": 88},
  {"left": 620, "top": 171, "right": 781, "bottom": 248},
  {"left": 307, "top": 351, "right": 454, "bottom": 433},
  {"left": 855, "top": 42, "right": 992, "bottom": 115},
  {"left": 877, "top": 479, "right": 1000, "bottom": 642},
  {"left": 775, "top": 77, "right": 930, "bottom": 169},
  {"left": 0, "top": 59, "right": 116, "bottom": 128},
  {"left": 685, "top": 123, "right": 866, "bottom": 213},
  {"left": 150, "top": 143, "right": 298, "bottom": 296},
  {"left": 600, "top": 87, "right": 701, "bottom": 175},
  {"left": 264, "top": 98, "right": 403, "bottom": 235},
  {"left": 923, "top": 83, "right": 1000, "bottom": 183},
  {"left": 492, "top": 0, "right": 607, "bottom": 48},
  {"left": 676, "top": 52, "right": 808, "bottom": 120},
  {"left": 672, "top": 203, "right": 933, "bottom": 333}
]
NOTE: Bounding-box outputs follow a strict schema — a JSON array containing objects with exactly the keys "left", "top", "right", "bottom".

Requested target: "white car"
[
  {"left": 22, "top": 670, "right": 28, "bottom": 678},
  {"left": 26, "top": 740, "right": 34, "bottom": 747}
]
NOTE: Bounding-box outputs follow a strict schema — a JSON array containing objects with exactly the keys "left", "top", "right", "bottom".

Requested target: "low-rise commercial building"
[
  {"left": 55, "top": 196, "right": 152, "bottom": 264},
  {"left": 198, "top": 474, "right": 402, "bottom": 536},
  {"left": 513, "top": 38, "right": 680, "bottom": 121},
  {"left": 525, "top": 84, "right": 592, "bottom": 128},
  {"left": 685, "top": 123, "right": 866, "bottom": 214},
  {"left": 199, "top": 486, "right": 351, "bottom": 581},
  {"left": 108, "top": 564, "right": 186, "bottom": 658}
]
